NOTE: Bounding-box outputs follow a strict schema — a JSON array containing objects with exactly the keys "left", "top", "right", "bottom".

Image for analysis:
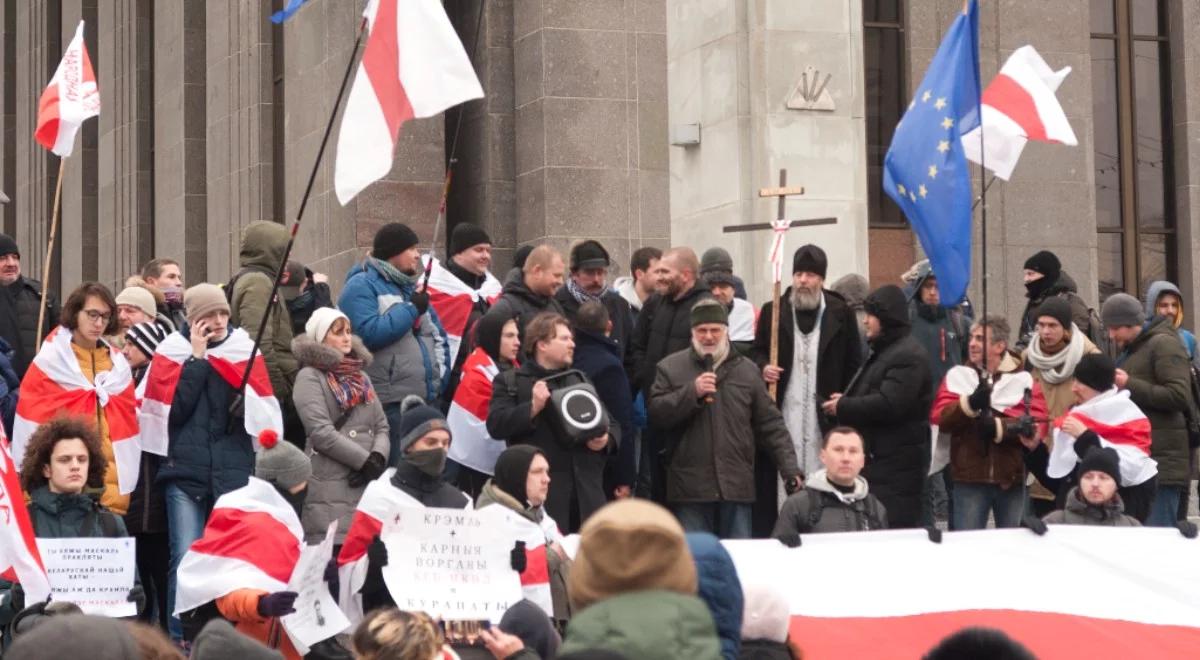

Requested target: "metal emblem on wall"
[{"left": 787, "top": 66, "right": 835, "bottom": 111}]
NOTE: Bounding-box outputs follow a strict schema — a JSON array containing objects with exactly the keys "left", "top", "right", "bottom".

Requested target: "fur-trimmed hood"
[{"left": 291, "top": 333, "right": 373, "bottom": 371}]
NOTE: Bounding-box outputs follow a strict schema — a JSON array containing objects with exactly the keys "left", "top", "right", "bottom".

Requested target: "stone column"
[
  {"left": 0, "top": 0, "right": 17, "bottom": 238},
  {"left": 514, "top": 0, "right": 670, "bottom": 278},
  {"left": 97, "top": 0, "right": 154, "bottom": 289},
  {"left": 154, "top": 0, "right": 207, "bottom": 284},
  {"left": 1169, "top": 0, "right": 1200, "bottom": 323},
  {"left": 59, "top": 0, "right": 99, "bottom": 290}
]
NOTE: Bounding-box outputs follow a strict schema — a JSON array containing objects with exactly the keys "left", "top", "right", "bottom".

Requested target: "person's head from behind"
[
  {"left": 526, "top": 312, "right": 574, "bottom": 369},
  {"left": 575, "top": 300, "right": 611, "bottom": 337},
  {"left": 924, "top": 627, "right": 1035, "bottom": 660},
  {"left": 141, "top": 258, "right": 183, "bottom": 292},
  {"left": 820, "top": 427, "right": 866, "bottom": 487},
  {"left": 61, "top": 282, "right": 119, "bottom": 348},
  {"left": 183, "top": 284, "right": 231, "bottom": 343},
  {"left": 1078, "top": 447, "right": 1121, "bottom": 506},
  {"left": 655, "top": 247, "right": 699, "bottom": 298},
  {"left": 1070, "top": 353, "right": 1116, "bottom": 405},
  {"left": 21, "top": 416, "right": 106, "bottom": 496},
  {"left": 494, "top": 446, "right": 551, "bottom": 509},
  {"left": 630, "top": 246, "right": 662, "bottom": 291},
  {"left": 5, "top": 613, "right": 139, "bottom": 660},
  {"left": 352, "top": 608, "right": 444, "bottom": 660},
  {"left": 523, "top": 245, "right": 566, "bottom": 297}
]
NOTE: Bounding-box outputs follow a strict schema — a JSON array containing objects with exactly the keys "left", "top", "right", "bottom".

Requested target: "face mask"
[
  {"left": 277, "top": 486, "right": 307, "bottom": 518},
  {"left": 406, "top": 448, "right": 448, "bottom": 478}
]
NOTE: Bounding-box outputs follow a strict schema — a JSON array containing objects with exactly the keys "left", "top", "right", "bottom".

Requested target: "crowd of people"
[{"left": 0, "top": 224, "right": 1196, "bottom": 658}]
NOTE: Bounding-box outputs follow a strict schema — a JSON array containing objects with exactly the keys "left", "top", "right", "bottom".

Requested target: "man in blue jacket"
[
  {"left": 339, "top": 223, "right": 451, "bottom": 465},
  {"left": 572, "top": 301, "right": 636, "bottom": 500}
]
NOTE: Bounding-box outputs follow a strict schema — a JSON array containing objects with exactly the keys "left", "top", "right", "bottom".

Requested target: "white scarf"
[{"left": 1024, "top": 324, "right": 1086, "bottom": 385}]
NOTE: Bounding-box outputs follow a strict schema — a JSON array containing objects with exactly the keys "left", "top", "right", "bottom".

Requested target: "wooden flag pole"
[
  {"left": 768, "top": 278, "right": 782, "bottom": 400},
  {"left": 34, "top": 157, "right": 66, "bottom": 350}
]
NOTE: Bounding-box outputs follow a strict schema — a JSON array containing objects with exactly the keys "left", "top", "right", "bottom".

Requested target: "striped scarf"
[{"left": 326, "top": 356, "right": 375, "bottom": 412}]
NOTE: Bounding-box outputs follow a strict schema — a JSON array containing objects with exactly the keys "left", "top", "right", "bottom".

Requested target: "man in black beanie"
[
  {"left": 0, "top": 232, "right": 59, "bottom": 379},
  {"left": 1043, "top": 447, "right": 1141, "bottom": 526},
  {"left": 554, "top": 239, "right": 634, "bottom": 360},
  {"left": 339, "top": 223, "right": 451, "bottom": 452},
  {"left": 1016, "top": 249, "right": 1092, "bottom": 351},
  {"left": 822, "top": 284, "right": 932, "bottom": 528},
  {"left": 748, "top": 243, "right": 861, "bottom": 535}
]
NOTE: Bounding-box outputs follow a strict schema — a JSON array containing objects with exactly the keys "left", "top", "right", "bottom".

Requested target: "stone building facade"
[{"left": 1, "top": 0, "right": 1198, "bottom": 331}]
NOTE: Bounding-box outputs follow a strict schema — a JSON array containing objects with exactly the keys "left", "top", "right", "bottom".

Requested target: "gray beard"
[{"left": 791, "top": 287, "right": 821, "bottom": 311}]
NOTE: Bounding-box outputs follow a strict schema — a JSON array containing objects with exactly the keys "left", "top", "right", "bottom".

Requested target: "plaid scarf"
[
  {"left": 325, "top": 356, "right": 375, "bottom": 412},
  {"left": 566, "top": 277, "right": 610, "bottom": 305}
]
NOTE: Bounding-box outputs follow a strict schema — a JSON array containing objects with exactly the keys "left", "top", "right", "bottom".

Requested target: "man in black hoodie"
[
  {"left": 490, "top": 245, "right": 565, "bottom": 343},
  {"left": 1016, "top": 250, "right": 1092, "bottom": 351},
  {"left": 823, "top": 284, "right": 932, "bottom": 528}
]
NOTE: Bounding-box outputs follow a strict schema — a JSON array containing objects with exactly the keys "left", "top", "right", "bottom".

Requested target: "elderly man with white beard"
[{"left": 751, "top": 245, "right": 862, "bottom": 535}]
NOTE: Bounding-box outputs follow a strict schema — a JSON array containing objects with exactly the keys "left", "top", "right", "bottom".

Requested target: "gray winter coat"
[
  {"left": 771, "top": 470, "right": 888, "bottom": 536},
  {"left": 1042, "top": 488, "right": 1140, "bottom": 527},
  {"left": 292, "top": 334, "right": 390, "bottom": 544}
]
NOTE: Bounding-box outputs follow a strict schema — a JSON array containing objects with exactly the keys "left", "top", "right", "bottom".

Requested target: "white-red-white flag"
[
  {"left": 14, "top": 327, "right": 141, "bottom": 495},
  {"left": 423, "top": 256, "right": 502, "bottom": 367},
  {"left": 962, "top": 45, "right": 1078, "bottom": 180},
  {"left": 446, "top": 347, "right": 504, "bottom": 475},
  {"left": 334, "top": 0, "right": 484, "bottom": 204},
  {"left": 173, "top": 476, "right": 304, "bottom": 615},
  {"left": 34, "top": 21, "right": 100, "bottom": 157},
  {"left": 1048, "top": 387, "right": 1157, "bottom": 486},
  {"left": 0, "top": 426, "right": 51, "bottom": 604},
  {"left": 137, "top": 327, "right": 283, "bottom": 456}
]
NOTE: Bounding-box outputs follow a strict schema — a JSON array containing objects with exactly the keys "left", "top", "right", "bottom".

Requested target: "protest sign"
[
  {"left": 282, "top": 521, "right": 350, "bottom": 653},
  {"left": 381, "top": 506, "right": 522, "bottom": 621},
  {"left": 37, "top": 536, "right": 136, "bottom": 617}
]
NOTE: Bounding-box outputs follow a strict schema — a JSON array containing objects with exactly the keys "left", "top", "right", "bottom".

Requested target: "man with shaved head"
[
  {"left": 490, "top": 244, "right": 566, "bottom": 343},
  {"left": 628, "top": 246, "right": 713, "bottom": 502}
]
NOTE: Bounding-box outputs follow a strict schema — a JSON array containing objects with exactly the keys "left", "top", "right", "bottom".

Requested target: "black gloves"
[
  {"left": 410, "top": 290, "right": 430, "bottom": 316},
  {"left": 967, "top": 380, "right": 992, "bottom": 414},
  {"left": 1177, "top": 520, "right": 1199, "bottom": 539},
  {"left": 775, "top": 533, "right": 801, "bottom": 548},
  {"left": 783, "top": 475, "right": 803, "bottom": 496},
  {"left": 350, "top": 452, "right": 388, "bottom": 488},
  {"left": 1021, "top": 514, "right": 1048, "bottom": 536},
  {"left": 324, "top": 557, "right": 340, "bottom": 597},
  {"left": 510, "top": 541, "right": 527, "bottom": 573},
  {"left": 368, "top": 535, "right": 389, "bottom": 568},
  {"left": 1072, "top": 430, "right": 1101, "bottom": 459},
  {"left": 127, "top": 585, "right": 146, "bottom": 615},
  {"left": 257, "top": 591, "right": 299, "bottom": 618}
]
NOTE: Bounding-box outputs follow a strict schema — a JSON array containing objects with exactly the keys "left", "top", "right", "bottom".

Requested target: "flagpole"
[
  {"left": 34, "top": 157, "right": 66, "bottom": 350},
  {"left": 973, "top": 0, "right": 989, "bottom": 382},
  {"left": 232, "top": 17, "right": 368, "bottom": 405}
]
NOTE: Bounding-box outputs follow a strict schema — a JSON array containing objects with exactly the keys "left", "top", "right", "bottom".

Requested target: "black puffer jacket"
[
  {"left": 0, "top": 276, "right": 58, "bottom": 379},
  {"left": 156, "top": 332, "right": 255, "bottom": 501},
  {"left": 834, "top": 286, "right": 932, "bottom": 529},
  {"left": 489, "top": 272, "right": 564, "bottom": 343},
  {"left": 628, "top": 283, "right": 713, "bottom": 393}
]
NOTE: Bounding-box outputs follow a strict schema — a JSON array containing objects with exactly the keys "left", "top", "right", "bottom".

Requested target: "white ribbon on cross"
[{"left": 768, "top": 218, "right": 791, "bottom": 283}]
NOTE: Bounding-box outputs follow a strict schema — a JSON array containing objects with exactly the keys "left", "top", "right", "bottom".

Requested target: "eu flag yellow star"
[
  {"left": 919, "top": 184, "right": 928, "bottom": 198},
  {"left": 941, "top": 117, "right": 954, "bottom": 130},
  {"left": 937, "top": 140, "right": 950, "bottom": 153},
  {"left": 898, "top": 183, "right": 907, "bottom": 196},
  {"left": 922, "top": 90, "right": 932, "bottom": 102},
  {"left": 934, "top": 97, "right": 947, "bottom": 110},
  {"left": 928, "top": 165, "right": 938, "bottom": 179}
]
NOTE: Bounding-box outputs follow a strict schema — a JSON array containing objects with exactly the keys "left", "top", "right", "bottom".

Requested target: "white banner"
[
  {"left": 381, "top": 507, "right": 523, "bottom": 622},
  {"left": 282, "top": 521, "right": 351, "bottom": 654},
  {"left": 38, "top": 536, "right": 136, "bottom": 617}
]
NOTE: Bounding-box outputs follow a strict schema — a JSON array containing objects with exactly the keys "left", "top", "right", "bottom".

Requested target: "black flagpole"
[{"left": 231, "top": 17, "right": 368, "bottom": 409}]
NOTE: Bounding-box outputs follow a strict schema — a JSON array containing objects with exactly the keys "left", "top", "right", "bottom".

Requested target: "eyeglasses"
[{"left": 83, "top": 309, "right": 112, "bottom": 324}]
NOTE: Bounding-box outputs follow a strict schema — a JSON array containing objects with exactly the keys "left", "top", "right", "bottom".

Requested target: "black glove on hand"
[
  {"left": 510, "top": 541, "right": 527, "bottom": 573},
  {"left": 783, "top": 475, "right": 803, "bottom": 496},
  {"left": 1177, "top": 520, "right": 1199, "bottom": 540},
  {"left": 775, "top": 533, "right": 801, "bottom": 549},
  {"left": 127, "top": 584, "right": 146, "bottom": 615},
  {"left": 368, "top": 535, "right": 389, "bottom": 568},
  {"left": 360, "top": 452, "right": 387, "bottom": 481},
  {"left": 324, "top": 557, "right": 341, "bottom": 598},
  {"left": 967, "top": 380, "right": 992, "bottom": 414},
  {"left": 1072, "top": 430, "right": 1101, "bottom": 459},
  {"left": 410, "top": 290, "right": 430, "bottom": 316},
  {"left": 1021, "top": 514, "right": 1048, "bottom": 536},
  {"left": 257, "top": 591, "right": 299, "bottom": 618}
]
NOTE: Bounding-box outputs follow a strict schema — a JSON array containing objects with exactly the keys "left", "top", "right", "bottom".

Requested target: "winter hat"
[
  {"left": 183, "top": 283, "right": 230, "bottom": 321},
  {"left": 1101, "top": 293, "right": 1145, "bottom": 328},
  {"left": 792, "top": 244, "right": 828, "bottom": 278},
  {"left": 570, "top": 240, "right": 611, "bottom": 271},
  {"left": 6, "top": 615, "right": 140, "bottom": 660},
  {"left": 255, "top": 431, "right": 312, "bottom": 492},
  {"left": 372, "top": 222, "right": 420, "bottom": 261},
  {"left": 127, "top": 322, "right": 167, "bottom": 361},
  {"left": 690, "top": 298, "right": 729, "bottom": 327},
  {"left": 450, "top": 222, "right": 492, "bottom": 256},
  {"left": 863, "top": 284, "right": 911, "bottom": 329},
  {"left": 493, "top": 445, "right": 542, "bottom": 505},
  {"left": 191, "top": 619, "right": 283, "bottom": 660},
  {"left": 741, "top": 582, "right": 791, "bottom": 643},
  {"left": 686, "top": 532, "right": 744, "bottom": 660},
  {"left": 499, "top": 600, "right": 561, "bottom": 659},
  {"left": 1073, "top": 353, "right": 1116, "bottom": 393},
  {"left": 699, "top": 247, "right": 734, "bottom": 275},
  {"left": 513, "top": 244, "right": 535, "bottom": 270},
  {"left": 1035, "top": 297, "right": 1073, "bottom": 330},
  {"left": 280, "top": 260, "right": 307, "bottom": 301},
  {"left": 1023, "top": 250, "right": 1062, "bottom": 280},
  {"left": 924, "top": 627, "right": 1036, "bottom": 660},
  {"left": 830, "top": 273, "right": 869, "bottom": 310},
  {"left": 1079, "top": 446, "right": 1121, "bottom": 485},
  {"left": 0, "top": 232, "right": 17, "bottom": 258},
  {"left": 395, "top": 395, "right": 449, "bottom": 454},
  {"left": 568, "top": 499, "right": 697, "bottom": 611},
  {"left": 475, "top": 306, "right": 513, "bottom": 362},
  {"left": 305, "top": 306, "right": 349, "bottom": 343},
  {"left": 115, "top": 286, "right": 158, "bottom": 318}
]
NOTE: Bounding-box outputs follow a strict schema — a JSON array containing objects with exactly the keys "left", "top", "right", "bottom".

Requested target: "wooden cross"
[{"left": 722, "top": 169, "right": 837, "bottom": 399}]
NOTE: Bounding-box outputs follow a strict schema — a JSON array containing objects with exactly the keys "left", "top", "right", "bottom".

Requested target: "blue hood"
[{"left": 686, "top": 532, "right": 744, "bottom": 660}]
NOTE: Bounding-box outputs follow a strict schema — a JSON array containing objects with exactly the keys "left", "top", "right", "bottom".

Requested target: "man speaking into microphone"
[{"left": 648, "top": 299, "right": 802, "bottom": 538}]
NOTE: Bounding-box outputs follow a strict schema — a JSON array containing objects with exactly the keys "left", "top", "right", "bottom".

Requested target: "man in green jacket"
[{"left": 1102, "top": 293, "right": 1191, "bottom": 527}]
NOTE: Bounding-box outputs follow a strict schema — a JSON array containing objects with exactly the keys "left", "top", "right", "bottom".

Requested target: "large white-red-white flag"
[
  {"left": 137, "top": 327, "right": 283, "bottom": 456},
  {"left": 335, "top": 0, "right": 484, "bottom": 204},
  {"left": 13, "top": 327, "right": 141, "bottom": 494},
  {"left": 34, "top": 21, "right": 100, "bottom": 157},
  {"left": 961, "top": 45, "right": 1078, "bottom": 180},
  {"left": 423, "top": 256, "right": 502, "bottom": 367},
  {"left": 0, "top": 426, "right": 51, "bottom": 604},
  {"left": 173, "top": 476, "right": 304, "bottom": 615},
  {"left": 446, "top": 347, "right": 504, "bottom": 475},
  {"left": 1048, "top": 387, "right": 1157, "bottom": 486}
]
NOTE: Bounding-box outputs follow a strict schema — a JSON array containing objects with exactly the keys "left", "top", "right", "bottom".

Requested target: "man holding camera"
[
  {"left": 932, "top": 316, "right": 1047, "bottom": 530},
  {"left": 487, "top": 312, "right": 615, "bottom": 532},
  {"left": 648, "top": 299, "right": 802, "bottom": 539}
]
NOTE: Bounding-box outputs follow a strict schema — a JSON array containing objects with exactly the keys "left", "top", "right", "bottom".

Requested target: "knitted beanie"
[
  {"left": 1035, "top": 297, "right": 1073, "bottom": 330},
  {"left": 115, "top": 286, "right": 158, "bottom": 318},
  {"left": 1101, "top": 293, "right": 1146, "bottom": 328},
  {"left": 254, "top": 431, "right": 312, "bottom": 491},
  {"left": 127, "top": 322, "right": 168, "bottom": 361},
  {"left": 792, "top": 244, "right": 827, "bottom": 278},
  {"left": 1079, "top": 446, "right": 1121, "bottom": 484},
  {"left": 183, "top": 283, "right": 230, "bottom": 321},
  {"left": 699, "top": 248, "right": 734, "bottom": 276},
  {"left": 0, "top": 233, "right": 17, "bottom": 258},
  {"left": 449, "top": 223, "right": 492, "bottom": 256},
  {"left": 305, "top": 306, "right": 349, "bottom": 343},
  {"left": 373, "top": 223, "right": 420, "bottom": 261},
  {"left": 395, "top": 395, "right": 450, "bottom": 454},
  {"left": 690, "top": 298, "right": 729, "bottom": 327},
  {"left": 1073, "top": 353, "right": 1116, "bottom": 392}
]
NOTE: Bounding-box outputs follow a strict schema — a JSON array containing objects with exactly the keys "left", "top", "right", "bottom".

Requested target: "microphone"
[{"left": 702, "top": 354, "right": 715, "bottom": 404}]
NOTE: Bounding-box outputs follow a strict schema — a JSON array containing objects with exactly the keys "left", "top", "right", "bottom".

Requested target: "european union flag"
[
  {"left": 270, "top": 0, "right": 311, "bottom": 24},
  {"left": 884, "top": 0, "right": 980, "bottom": 305}
]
